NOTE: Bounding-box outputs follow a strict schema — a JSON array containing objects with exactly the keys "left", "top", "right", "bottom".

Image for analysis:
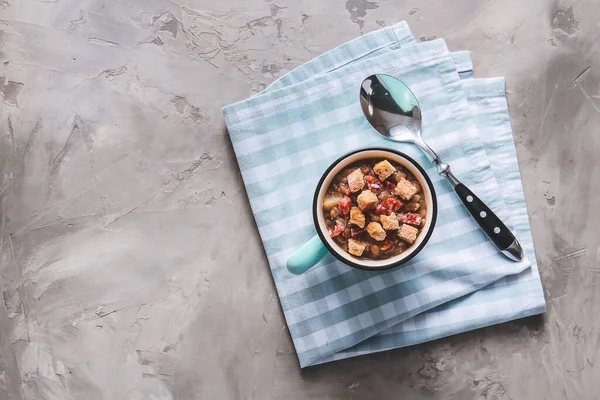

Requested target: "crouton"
[
  {"left": 395, "top": 177, "right": 419, "bottom": 200},
  {"left": 348, "top": 239, "right": 366, "bottom": 257},
  {"left": 373, "top": 160, "right": 396, "bottom": 181},
  {"left": 367, "top": 222, "right": 386, "bottom": 241},
  {"left": 349, "top": 207, "right": 366, "bottom": 228},
  {"left": 380, "top": 213, "right": 400, "bottom": 230},
  {"left": 399, "top": 224, "right": 419, "bottom": 244},
  {"left": 357, "top": 190, "right": 378, "bottom": 210},
  {"left": 347, "top": 169, "right": 365, "bottom": 193}
]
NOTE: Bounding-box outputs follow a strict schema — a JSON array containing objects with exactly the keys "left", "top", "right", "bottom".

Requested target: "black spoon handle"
[{"left": 454, "top": 183, "right": 524, "bottom": 261}]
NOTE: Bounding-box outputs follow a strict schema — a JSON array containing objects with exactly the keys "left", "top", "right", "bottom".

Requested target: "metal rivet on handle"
[
  {"left": 466, "top": 195, "right": 473, "bottom": 202},
  {"left": 494, "top": 227, "right": 501, "bottom": 234},
  {"left": 480, "top": 211, "right": 487, "bottom": 218}
]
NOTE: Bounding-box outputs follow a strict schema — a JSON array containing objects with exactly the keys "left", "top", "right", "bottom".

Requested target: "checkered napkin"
[{"left": 222, "top": 22, "right": 545, "bottom": 368}]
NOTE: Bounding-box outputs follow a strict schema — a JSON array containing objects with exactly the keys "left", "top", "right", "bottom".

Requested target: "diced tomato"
[
  {"left": 380, "top": 239, "right": 394, "bottom": 251},
  {"left": 340, "top": 184, "right": 351, "bottom": 196},
  {"left": 384, "top": 181, "right": 397, "bottom": 191},
  {"left": 381, "top": 197, "right": 404, "bottom": 213},
  {"left": 350, "top": 228, "right": 365, "bottom": 238},
  {"left": 329, "top": 219, "right": 346, "bottom": 238},
  {"left": 365, "top": 175, "right": 383, "bottom": 195},
  {"left": 401, "top": 212, "right": 422, "bottom": 226},
  {"left": 375, "top": 204, "right": 391, "bottom": 215},
  {"left": 375, "top": 198, "right": 404, "bottom": 215},
  {"left": 339, "top": 197, "right": 352, "bottom": 216}
]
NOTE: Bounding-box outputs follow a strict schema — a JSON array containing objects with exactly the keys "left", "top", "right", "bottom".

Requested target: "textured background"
[{"left": 1, "top": 0, "right": 600, "bottom": 399}]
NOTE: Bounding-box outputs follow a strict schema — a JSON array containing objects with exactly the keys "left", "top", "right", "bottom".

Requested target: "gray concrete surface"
[{"left": 1, "top": 0, "right": 599, "bottom": 399}]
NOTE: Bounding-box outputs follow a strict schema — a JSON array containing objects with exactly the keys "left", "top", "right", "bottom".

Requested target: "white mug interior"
[{"left": 315, "top": 149, "right": 435, "bottom": 269}]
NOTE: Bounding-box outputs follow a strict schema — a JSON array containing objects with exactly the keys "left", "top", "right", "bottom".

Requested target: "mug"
[{"left": 286, "top": 148, "right": 438, "bottom": 274}]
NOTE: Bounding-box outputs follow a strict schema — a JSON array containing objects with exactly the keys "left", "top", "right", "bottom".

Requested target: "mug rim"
[{"left": 312, "top": 147, "right": 438, "bottom": 271}]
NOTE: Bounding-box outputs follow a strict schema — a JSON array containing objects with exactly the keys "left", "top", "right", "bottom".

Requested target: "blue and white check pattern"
[
  {"left": 222, "top": 22, "right": 545, "bottom": 368},
  {"left": 318, "top": 77, "right": 546, "bottom": 364}
]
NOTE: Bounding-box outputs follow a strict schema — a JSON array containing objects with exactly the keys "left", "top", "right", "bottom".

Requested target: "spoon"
[{"left": 359, "top": 74, "right": 524, "bottom": 261}]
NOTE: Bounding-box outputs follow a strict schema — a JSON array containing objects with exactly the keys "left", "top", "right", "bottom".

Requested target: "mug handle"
[{"left": 286, "top": 235, "right": 329, "bottom": 275}]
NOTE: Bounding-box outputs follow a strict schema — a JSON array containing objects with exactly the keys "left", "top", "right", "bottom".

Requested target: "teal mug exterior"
[{"left": 286, "top": 148, "right": 437, "bottom": 275}]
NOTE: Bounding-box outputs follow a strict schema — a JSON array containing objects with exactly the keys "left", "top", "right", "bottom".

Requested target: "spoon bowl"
[
  {"left": 359, "top": 74, "right": 421, "bottom": 143},
  {"left": 360, "top": 75, "right": 450, "bottom": 171}
]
